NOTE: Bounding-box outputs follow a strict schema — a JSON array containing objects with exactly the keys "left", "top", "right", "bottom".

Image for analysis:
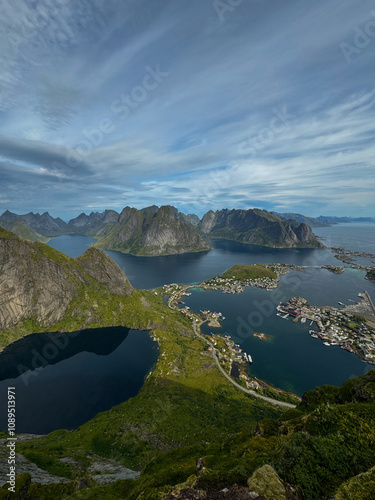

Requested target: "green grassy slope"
[
  {"left": 218, "top": 264, "right": 277, "bottom": 281},
  {"left": 7, "top": 370, "right": 375, "bottom": 499}
]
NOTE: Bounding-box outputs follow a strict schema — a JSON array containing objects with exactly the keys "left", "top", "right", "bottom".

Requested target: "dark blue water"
[
  {"left": 47, "top": 234, "right": 96, "bottom": 257},
  {"left": 183, "top": 282, "right": 373, "bottom": 395},
  {"left": 0, "top": 327, "right": 158, "bottom": 434},
  {"left": 48, "top": 236, "right": 337, "bottom": 289}
]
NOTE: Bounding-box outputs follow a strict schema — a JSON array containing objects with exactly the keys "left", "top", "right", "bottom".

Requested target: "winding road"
[
  {"left": 168, "top": 293, "right": 297, "bottom": 408},
  {"left": 191, "top": 320, "right": 297, "bottom": 409}
]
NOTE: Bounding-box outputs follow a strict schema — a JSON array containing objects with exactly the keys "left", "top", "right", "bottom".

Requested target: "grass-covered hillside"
[
  {"left": 218, "top": 264, "right": 277, "bottom": 281},
  {"left": 2, "top": 370, "right": 375, "bottom": 499}
]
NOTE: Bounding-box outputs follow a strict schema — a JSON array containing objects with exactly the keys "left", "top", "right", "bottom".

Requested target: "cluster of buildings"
[
  {"left": 202, "top": 274, "right": 277, "bottom": 293},
  {"left": 277, "top": 295, "right": 375, "bottom": 364}
]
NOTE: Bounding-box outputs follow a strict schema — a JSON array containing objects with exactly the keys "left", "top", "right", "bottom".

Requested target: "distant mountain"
[
  {"left": 0, "top": 210, "right": 67, "bottom": 240},
  {"left": 199, "top": 208, "right": 323, "bottom": 248},
  {"left": 317, "top": 215, "right": 375, "bottom": 225},
  {"left": 0, "top": 227, "right": 133, "bottom": 336},
  {"left": 274, "top": 212, "right": 330, "bottom": 228},
  {"left": 93, "top": 205, "right": 211, "bottom": 256},
  {"left": 177, "top": 212, "right": 200, "bottom": 226},
  {"left": 68, "top": 210, "right": 120, "bottom": 235},
  {"left": 0, "top": 219, "right": 48, "bottom": 243},
  {"left": 272, "top": 212, "right": 375, "bottom": 227}
]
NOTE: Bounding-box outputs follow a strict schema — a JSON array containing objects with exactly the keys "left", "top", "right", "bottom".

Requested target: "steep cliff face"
[
  {"left": 0, "top": 228, "right": 133, "bottom": 334},
  {"left": 198, "top": 208, "right": 323, "bottom": 248},
  {"left": 94, "top": 206, "right": 211, "bottom": 256}
]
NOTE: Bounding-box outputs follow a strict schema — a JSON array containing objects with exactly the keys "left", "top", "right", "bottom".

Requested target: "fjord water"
[
  {"left": 45, "top": 223, "right": 375, "bottom": 396},
  {"left": 47, "top": 235, "right": 338, "bottom": 289},
  {"left": 0, "top": 327, "right": 158, "bottom": 434}
]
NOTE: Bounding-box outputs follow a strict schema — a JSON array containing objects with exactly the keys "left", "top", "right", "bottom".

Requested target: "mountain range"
[
  {"left": 274, "top": 212, "right": 375, "bottom": 227},
  {"left": 0, "top": 206, "right": 332, "bottom": 255}
]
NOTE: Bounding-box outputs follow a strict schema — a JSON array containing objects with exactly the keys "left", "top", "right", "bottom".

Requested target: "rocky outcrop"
[
  {"left": 0, "top": 228, "right": 132, "bottom": 334},
  {"left": 198, "top": 208, "right": 323, "bottom": 248},
  {"left": 335, "top": 465, "right": 375, "bottom": 500},
  {"left": 247, "top": 465, "right": 287, "bottom": 500},
  {"left": 166, "top": 485, "right": 264, "bottom": 499},
  {"left": 94, "top": 205, "right": 211, "bottom": 256}
]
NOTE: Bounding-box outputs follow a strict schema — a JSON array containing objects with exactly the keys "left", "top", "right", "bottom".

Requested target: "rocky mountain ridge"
[
  {"left": 93, "top": 205, "right": 211, "bottom": 256},
  {"left": 199, "top": 208, "right": 323, "bottom": 248},
  {"left": 0, "top": 227, "right": 133, "bottom": 337},
  {"left": 1, "top": 206, "right": 324, "bottom": 253}
]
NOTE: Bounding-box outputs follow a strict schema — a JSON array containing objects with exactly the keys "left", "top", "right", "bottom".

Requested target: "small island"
[
  {"left": 322, "top": 265, "right": 345, "bottom": 274},
  {"left": 366, "top": 269, "right": 375, "bottom": 283},
  {"left": 334, "top": 254, "right": 356, "bottom": 264},
  {"left": 253, "top": 331, "right": 272, "bottom": 342}
]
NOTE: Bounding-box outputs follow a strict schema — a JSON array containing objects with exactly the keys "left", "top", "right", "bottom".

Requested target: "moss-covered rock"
[
  {"left": 335, "top": 465, "right": 375, "bottom": 499},
  {"left": 247, "top": 464, "right": 287, "bottom": 500}
]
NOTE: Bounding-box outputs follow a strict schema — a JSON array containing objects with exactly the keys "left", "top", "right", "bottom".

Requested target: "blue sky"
[{"left": 0, "top": 0, "right": 374, "bottom": 220}]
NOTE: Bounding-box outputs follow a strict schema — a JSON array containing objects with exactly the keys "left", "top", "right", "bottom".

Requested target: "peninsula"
[{"left": 277, "top": 294, "right": 375, "bottom": 364}]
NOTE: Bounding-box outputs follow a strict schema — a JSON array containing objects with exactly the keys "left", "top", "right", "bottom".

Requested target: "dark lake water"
[
  {"left": 0, "top": 328, "right": 158, "bottom": 434},
  {"left": 44, "top": 224, "right": 375, "bottom": 397}
]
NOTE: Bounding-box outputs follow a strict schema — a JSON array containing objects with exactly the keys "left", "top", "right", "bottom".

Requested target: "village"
[
  {"left": 200, "top": 263, "right": 301, "bottom": 293},
  {"left": 277, "top": 292, "right": 375, "bottom": 364}
]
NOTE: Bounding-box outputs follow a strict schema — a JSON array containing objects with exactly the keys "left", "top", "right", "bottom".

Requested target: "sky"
[{"left": 0, "top": 0, "right": 374, "bottom": 221}]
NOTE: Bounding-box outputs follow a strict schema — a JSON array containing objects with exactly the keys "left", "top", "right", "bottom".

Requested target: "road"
[
  {"left": 191, "top": 320, "right": 297, "bottom": 409},
  {"left": 168, "top": 295, "right": 297, "bottom": 408}
]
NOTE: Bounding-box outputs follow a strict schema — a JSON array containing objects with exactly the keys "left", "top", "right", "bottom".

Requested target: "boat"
[
  {"left": 301, "top": 317, "right": 306, "bottom": 323},
  {"left": 282, "top": 313, "right": 289, "bottom": 319},
  {"left": 247, "top": 354, "right": 253, "bottom": 363},
  {"left": 323, "top": 342, "right": 331, "bottom": 346},
  {"left": 338, "top": 301, "right": 345, "bottom": 306}
]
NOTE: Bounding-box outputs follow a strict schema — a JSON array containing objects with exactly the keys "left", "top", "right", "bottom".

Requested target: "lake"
[{"left": 0, "top": 327, "right": 158, "bottom": 434}]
